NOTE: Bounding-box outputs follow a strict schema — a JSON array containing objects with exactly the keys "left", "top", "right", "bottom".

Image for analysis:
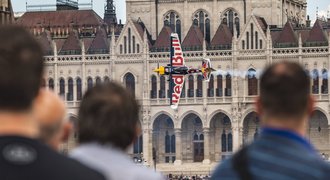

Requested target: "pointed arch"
[
  {"left": 76, "top": 77, "right": 82, "bottom": 101},
  {"left": 192, "top": 9, "right": 210, "bottom": 42},
  {"left": 248, "top": 69, "right": 258, "bottom": 95},
  {"left": 225, "top": 74, "right": 232, "bottom": 96},
  {"left": 159, "top": 75, "right": 166, "bottom": 98},
  {"left": 322, "top": 69, "right": 328, "bottom": 94},
  {"left": 208, "top": 74, "right": 214, "bottom": 97},
  {"left": 48, "top": 78, "right": 54, "bottom": 90},
  {"left": 151, "top": 75, "right": 157, "bottom": 99},
  {"left": 67, "top": 77, "right": 74, "bottom": 101},
  {"left": 312, "top": 69, "right": 319, "bottom": 94},
  {"left": 124, "top": 72, "right": 135, "bottom": 96},
  {"left": 59, "top": 78, "right": 65, "bottom": 97},
  {"left": 188, "top": 75, "right": 194, "bottom": 97},
  {"left": 87, "top": 77, "right": 93, "bottom": 90},
  {"left": 197, "top": 75, "right": 203, "bottom": 97}
]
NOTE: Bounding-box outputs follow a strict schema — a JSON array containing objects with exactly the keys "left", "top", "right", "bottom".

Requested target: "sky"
[{"left": 11, "top": 0, "right": 330, "bottom": 24}]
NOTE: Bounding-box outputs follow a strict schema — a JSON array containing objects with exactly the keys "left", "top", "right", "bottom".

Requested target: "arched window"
[
  {"left": 59, "top": 78, "right": 65, "bottom": 97},
  {"left": 181, "top": 82, "right": 186, "bottom": 98},
  {"left": 134, "top": 135, "right": 143, "bottom": 154},
  {"left": 76, "top": 78, "right": 82, "bottom": 101},
  {"left": 227, "top": 132, "right": 233, "bottom": 152},
  {"left": 197, "top": 75, "right": 203, "bottom": 97},
  {"left": 199, "top": 134, "right": 204, "bottom": 141},
  {"left": 208, "top": 75, "right": 214, "bottom": 97},
  {"left": 255, "top": 32, "right": 258, "bottom": 49},
  {"left": 250, "top": 24, "right": 254, "bottom": 49},
  {"left": 96, "top": 76, "right": 101, "bottom": 85},
  {"left": 124, "top": 36, "right": 127, "bottom": 54},
  {"left": 170, "top": 134, "right": 176, "bottom": 153},
  {"left": 188, "top": 75, "right": 194, "bottom": 97},
  {"left": 193, "top": 10, "right": 210, "bottom": 42},
  {"left": 124, "top": 73, "right": 135, "bottom": 96},
  {"left": 225, "top": 74, "right": 232, "bottom": 96},
  {"left": 165, "top": 131, "right": 170, "bottom": 153},
  {"left": 246, "top": 32, "right": 249, "bottom": 49},
  {"left": 151, "top": 75, "right": 157, "bottom": 99},
  {"left": 194, "top": 133, "right": 199, "bottom": 141},
  {"left": 137, "top": 44, "right": 140, "bottom": 53},
  {"left": 221, "top": 130, "right": 227, "bottom": 152},
  {"left": 216, "top": 75, "right": 223, "bottom": 97},
  {"left": 133, "top": 36, "right": 135, "bottom": 53},
  {"left": 242, "top": 40, "right": 245, "bottom": 50},
  {"left": 128, "top": 28, "right": 131, "bottom": 54},
  {"left": 120, "top": 45, "right": 123, "bottom": 54},
  {"left": 222, "top": 9, "right": 240, "bottom": 37},
  {"left": 312, "top": 69, "right": 319, "bottom": 94},
  {"left": 164, "top": 11, "right": 182, "bottom": 40},
  {"left": 104, "top": 76, "right": 110, "bottom": 84},
  {"left": 159, "top": 75, "right": 166, "bottom": 98},
  {"left": 48, "top": 78, "right": 54, "bottom": 90},
  {"left": 260, "top": 40, "right": 263, "bottom": 49},
  {"left": 322, "top": 69, "right": 328, "bottom": 94},
  {"left": 67, "top": 78, "right": 73, "bottom": 101},
  {"left": 87, "top": 77, "right": 93, "bottom": 90},
  {"left": 248, "top": 69, "right": 258, "bottom": 95}
]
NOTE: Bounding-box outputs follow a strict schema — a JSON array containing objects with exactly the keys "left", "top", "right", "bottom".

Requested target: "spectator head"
[
  {"left": 0, "top": 26, "right": 43, "bottom": 111},
  {"left": 33, "top": 89, "right": 72, "bottom": 150},
  {"left": 78, "top": 82, "right": 140, "bottom": 150},
  {"left": 257, "top": 61, "right": 313, "bottom": 122}
]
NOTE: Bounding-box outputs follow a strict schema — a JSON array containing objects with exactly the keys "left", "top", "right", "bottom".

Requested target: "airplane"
[{"left": 153, "top": 33, "right": 215, "bottom": 109}]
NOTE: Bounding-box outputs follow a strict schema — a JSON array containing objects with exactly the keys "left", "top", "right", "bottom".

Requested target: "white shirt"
[{"left": 70, "top": 143, "right": 164, "bottom": 180}]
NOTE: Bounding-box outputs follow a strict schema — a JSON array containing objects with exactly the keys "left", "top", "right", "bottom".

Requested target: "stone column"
[
  {"left": 174, "top": 128, "right": 182, "bottom": 165},
  {"left": 203, "top": 128, "right": 211, "bottom": 164},
  {"left": 232, "top": 126, "right": 240, "bottom": 152},
  {"left": 143, "top": 128, "right": 152, "bottom": 167}
]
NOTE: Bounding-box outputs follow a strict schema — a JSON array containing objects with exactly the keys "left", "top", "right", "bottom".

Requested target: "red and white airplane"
[{"left": 154, "top": 33, "right": 215, "bottom": 109}]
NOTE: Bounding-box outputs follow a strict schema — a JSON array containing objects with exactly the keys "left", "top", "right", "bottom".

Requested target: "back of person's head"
[
  {"left": 259, "top": 61, "right": 310, "bottom": 120},
  {"left": 0, "top": 26, "right": 43, "bottom": 111},
  {"left": 78, "top": 82, "right": 140, "bottom": 150}
]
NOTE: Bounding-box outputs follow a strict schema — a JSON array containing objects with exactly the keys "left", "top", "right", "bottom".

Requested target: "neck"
[
  {"left": 261, "top": 116, "right": 307, "bottom": 137},
  {"left": 0, "top": 111, "right": 39, "bottom": 138}
]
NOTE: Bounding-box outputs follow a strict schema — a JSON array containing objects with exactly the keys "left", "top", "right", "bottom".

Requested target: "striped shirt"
[{"left": 211, "top": 128, "right": 330, "bottom": 180}]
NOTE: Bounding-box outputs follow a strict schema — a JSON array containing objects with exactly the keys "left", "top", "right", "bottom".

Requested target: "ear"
[
  {"left": 307, "top": 95, "right": 315, "bottom": 116},
  {"left": 61, "top": 122, "right": 73, "bottom": 142},
  {"left": 256, "top": 97, "right": 263, "bottom": 116}
]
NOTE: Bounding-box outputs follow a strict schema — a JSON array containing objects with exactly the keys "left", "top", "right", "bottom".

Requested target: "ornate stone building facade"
[
  {"left": 16, "top": 0, "right": 330, "bottom": 175},
  {"left": 0, "top": 0, "right": 13, "bottom": 24}
]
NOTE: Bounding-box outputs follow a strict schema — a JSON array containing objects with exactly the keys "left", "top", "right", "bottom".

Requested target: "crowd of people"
[{"left": 0, "top": 26, "right": 330, "bottom": 180}]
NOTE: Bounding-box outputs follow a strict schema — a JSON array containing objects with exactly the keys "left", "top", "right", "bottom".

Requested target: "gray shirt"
[{"left": 70, "top": 143, "right": 164, "bottom": 180}]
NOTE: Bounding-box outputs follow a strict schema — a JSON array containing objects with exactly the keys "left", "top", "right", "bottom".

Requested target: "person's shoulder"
[{"left": 211, "top": 157, "right": 239, "bottom": 180}]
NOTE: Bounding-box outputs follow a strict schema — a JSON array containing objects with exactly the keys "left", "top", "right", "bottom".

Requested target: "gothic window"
[
  {"left": 181, "top": 82, "right": 186, "bottom": 98},
  {"left": 124, "top": 73, "right": 135, "bottom": 96},
  {"left": 104, "top": 76, "right": 110, "bottom": 84},
  {"left": 322, "top": 69, "right": 328, "bottom": 94},
  {"left": 96, "top": 76, "right": 101, "bottom": 85},
  {"left": 251, "top": 24, "right": 254, "bottom": 49},
  {"left": 260, "top": 40, "right": 263, "bottom": 49},
  {"left": 225, "top": 74, "right": 232, "bottom": 96},
  {"left": 208, "top": 75, "right": 214, "bottom": 97},
  {"left": 76, "top": 78, "right": 82, "bottom": 101},
  {"left": 87, "top": 77, "right": 93, "bottom": 90},
  {"left": 120, "top": 45, "right": 123, "bottom": 54},
  {"left": 312, "top": 69, "right": 319, "bottom": 94},
  {"left": 128, "top": 28, "right": 131, "bottom": 54},
  {"left": 124, "top": 36, "right": 127, "bottom": 54},
  {"left": 242, "top": 40, "right": 245, "bottom": 50},
  {"left": 221, "top": 130, "right": 227, "bottom": 152},
  {"left": 246, "top": 32, "right": 249, "bottom": 49},
  {"left": 59, "top": 78, "right": 65, "bottom": 97},
  {"left": 159, "top": 75, "right": 166, "bottom": 98},
  {"left": 171, "top": 134, "right": 176, "bottom": 153},
  {"left": 222, "top": 9, "right": 240, "bottom": 37},
  {"left": 137, "top": 44, "right": 140, "bottom": 53},
  {"left": 248, "top": 69, "right": 258, "bottom": 96},
  {"left": 165, "top": 131, "right": 170, "bottom": 153},
  {"left": 227, "top": 132, "right": 233, "bottom": 152},
  {"left": 194, "top": 133, "right": 199, "bottom": 141},
  {"left": 133, "top": 36, "right": 136, "bottom": 53},
  {"left": 67, "top": 78, "right": 73, "bottom": 101},
  {"left": 193, "top": 10, "right": 210, "bottom": 42},
  {"left": 199, "top": 134, "right": 204, "bottom": 141},
  {"left": 133, "top": 135, "right": 143, "bottom": 154},
  {"left": 164, "top": 11, "right": 182, "bottom": 40},
  {"left": 197, "top": 75, "right": 203, "bottom": 97},
  {"left": 255, "top": 32, "right": 258, "bottom": 49},
  {"left": 151, "top": 75, "right": 157, "bottom": 99},
  {"left": 188, "top": 75, "right": 194, "bottom": 97},
  {"left": 48, "top": 78, "right": 54, "bottom": 90},
  {"left": 216, "top": 75, "right": 223, "bottom": 97}
]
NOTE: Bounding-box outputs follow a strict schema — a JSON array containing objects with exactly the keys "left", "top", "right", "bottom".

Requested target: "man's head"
[
  {"left": 257, "top": 62, "right": 313, "bottom": 124},
  {"left": 78, "top": 82, "right": 140, "bottom": 150},
  {"left": 0, "top": 26, "right": 44, "bottom": 111},
  {"left": 33, "top": 89, "right": 71, "bottom": 150}
]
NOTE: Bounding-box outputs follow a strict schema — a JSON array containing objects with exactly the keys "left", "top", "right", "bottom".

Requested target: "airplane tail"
[{"left": 201, "top": 58, "right": 216, "bottom": 82}]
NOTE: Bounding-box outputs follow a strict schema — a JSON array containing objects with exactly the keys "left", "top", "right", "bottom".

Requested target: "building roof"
[
  {"left": 37, "top": 31, "right": 53, "bottom": 55},
  {"left": 16, "top": 10, "right": 103, "bottom": 28},
  {"left": 255, "top": 16, "right": 268, "bottom": 33},
  {"left": 182, "top": 25, "right": 205, "bottom": 49},
  {"left": 59, "top": 31, "right": 81, "bottom": 53},
  {"left": 210, "top": 24, "right": 232, "bottom": 47},
  {"left": 306, "top": 19, "right": 327, "bottom": 43},
  {"left": 274, "top": 21, "right": 298, "bottom": 44},
  {"left": 152, "top": 26, "right": 172, "bottom": 51},
  {"left": 87, "top": 28, "right": 109, "bottom": 54},
  {"left": 133, "top": 20, "right": 153, "bottom": 47}
]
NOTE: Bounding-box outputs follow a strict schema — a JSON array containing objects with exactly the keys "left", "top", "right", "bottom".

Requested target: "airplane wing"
[
  {"left": 170, "top": 33, "right": 184, "bottom": 67},
  {"left": 170, "top": 75, "right": 185, "bottom": 110},
  {"left": 202, "top": 58, "right": 212, "bottom": 82}
]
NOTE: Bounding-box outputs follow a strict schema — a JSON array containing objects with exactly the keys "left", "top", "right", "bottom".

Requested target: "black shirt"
[{"left": 0, "top": 136, "right": 106, "bottom": 180}]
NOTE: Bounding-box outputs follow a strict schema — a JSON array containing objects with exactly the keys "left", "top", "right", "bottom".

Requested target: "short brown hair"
[
  {"left": 78, "top": 82, "right": 140, "bottom": 150},
  {"left": 260, "top": 62, "right": 310, "bottom": 119},
  {"left": 0, "top": 26, "right": 44, "bottom": 110}
]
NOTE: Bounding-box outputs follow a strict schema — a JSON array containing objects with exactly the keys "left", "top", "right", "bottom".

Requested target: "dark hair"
[
  {"left": 260, "top": 61, "right": 310, "bottom": 118},
  {"left": 0, "top": 26, "right": 44, "bottom": 110},
  {"left": 78, "top": 82, "right": 140, "bottom": 150}
]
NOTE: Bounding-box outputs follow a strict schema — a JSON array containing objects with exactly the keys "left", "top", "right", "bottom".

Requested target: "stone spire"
[{"left": 104, "top": 0, "right": 117, "bottom": 26}]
